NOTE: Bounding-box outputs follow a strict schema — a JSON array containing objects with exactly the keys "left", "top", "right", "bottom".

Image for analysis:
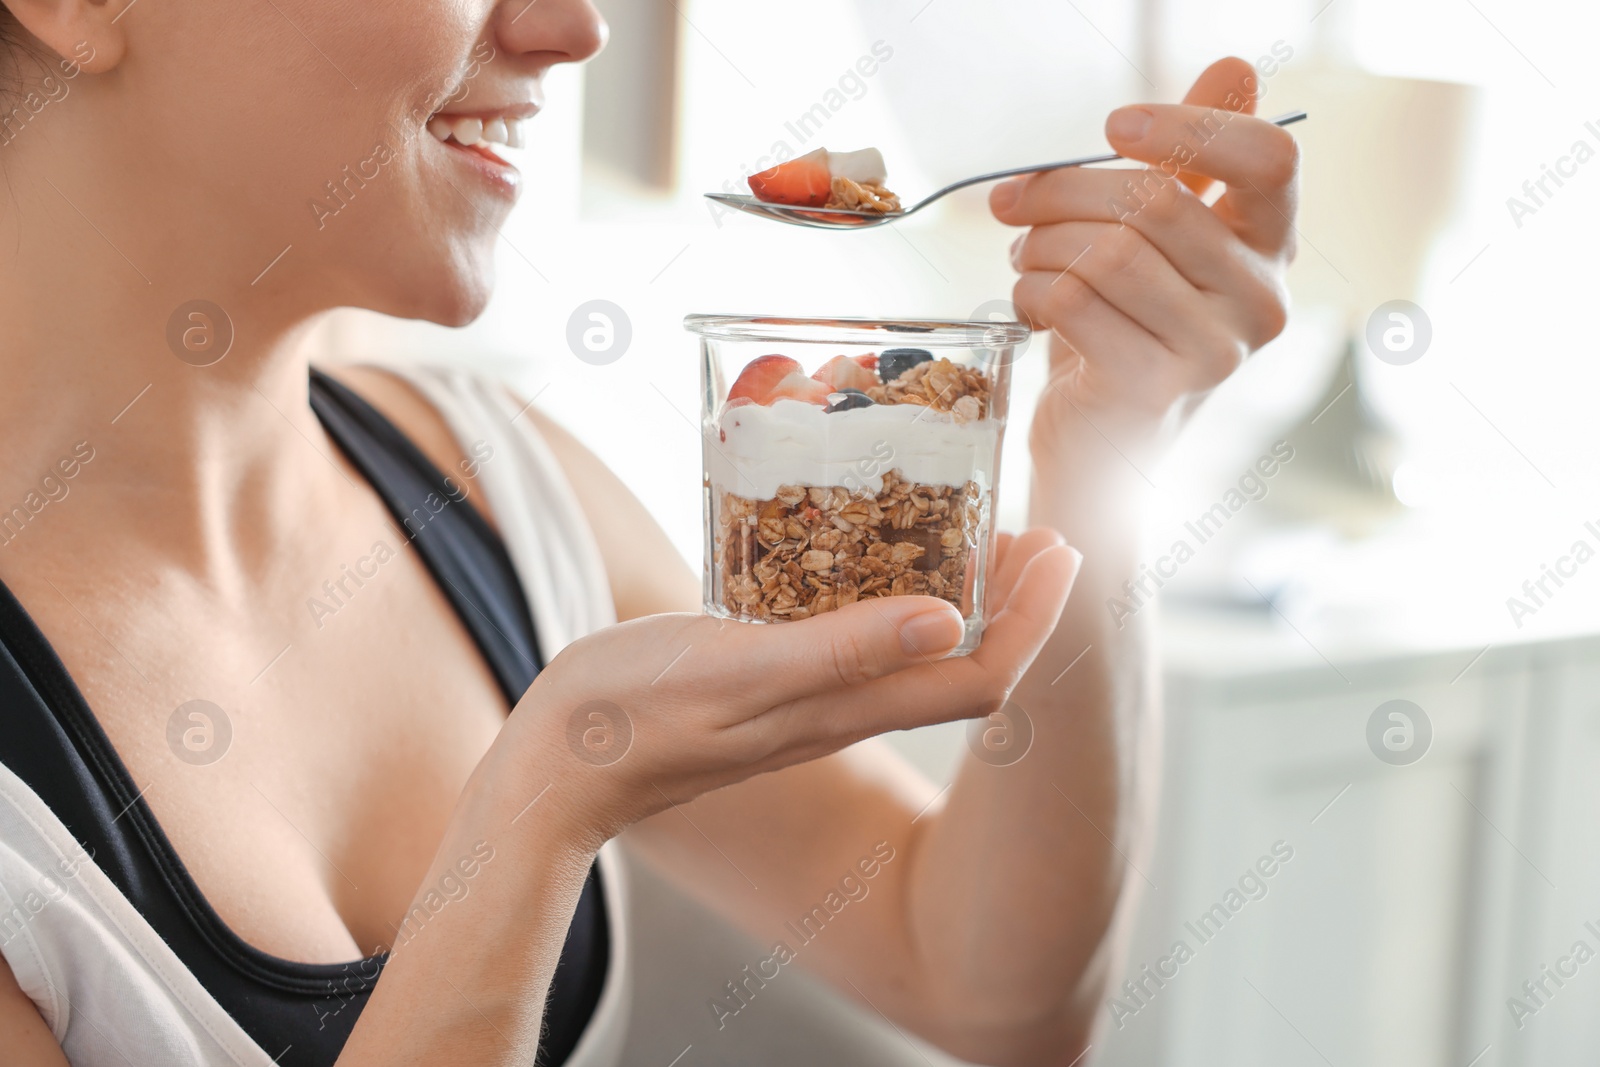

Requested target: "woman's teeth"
[{"left": 427, "top": 114, "right": 525, "bottom": 149}]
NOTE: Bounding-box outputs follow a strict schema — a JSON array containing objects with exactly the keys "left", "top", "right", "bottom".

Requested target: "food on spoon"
[
  {"left": 823, "top": 148, "right": 902, "bottom": 213},
  {"left": 747, "top": 149, "right": 833, "bottom": 207},
  {"left": 748, "top": 147, "right": 903, "bottom": 214}
]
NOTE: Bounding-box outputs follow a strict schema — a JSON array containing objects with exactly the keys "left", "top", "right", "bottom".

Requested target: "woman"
[{"left": 0, "top": 0, "right": 1298, "bottom": 1063}]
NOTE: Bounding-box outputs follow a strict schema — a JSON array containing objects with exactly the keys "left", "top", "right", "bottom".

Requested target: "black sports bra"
[{"left": 0, "top": 368, "right": 608, "bottom": 1066}]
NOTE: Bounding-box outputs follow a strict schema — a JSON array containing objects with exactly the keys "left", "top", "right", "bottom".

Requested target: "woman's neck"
[{"left": 0, "top": 214, "right": 352, "bottom": 582}]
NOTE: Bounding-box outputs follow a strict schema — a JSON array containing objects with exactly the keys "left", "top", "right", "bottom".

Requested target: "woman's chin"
[
  {"left": 428, "top": 287, "right": 493, "bottom": 329},
  {"left": 370, "top": 263, "right": 497, "bottom": 329}
]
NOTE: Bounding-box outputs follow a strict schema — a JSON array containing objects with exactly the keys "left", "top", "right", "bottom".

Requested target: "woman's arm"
[{"left": 337, "top": 738, "right": 601, "bottom": 1064}]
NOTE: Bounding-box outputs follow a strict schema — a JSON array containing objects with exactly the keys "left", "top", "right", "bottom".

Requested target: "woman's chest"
[{"left": 14, "top": 545, "right": 514, "bottom": 962}]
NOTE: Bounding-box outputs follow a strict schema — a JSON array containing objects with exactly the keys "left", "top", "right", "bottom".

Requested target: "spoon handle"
[
  {"left": 933, "top": 151, "right": 1123, "bottom": 198},
  {"left": 931, "top": 109, "right": 1309, "bottom": 201}
]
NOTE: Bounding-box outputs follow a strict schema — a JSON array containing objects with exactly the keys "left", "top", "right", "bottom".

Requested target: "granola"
[
  {"left": 714, "top": 471, "right": 985, "bottom": 622},
  {"left": 826, "top": 176, "right": 902, "bottom": 214},
  {"left": 865, "top": 357, "right": 990, "bottom": 419}
]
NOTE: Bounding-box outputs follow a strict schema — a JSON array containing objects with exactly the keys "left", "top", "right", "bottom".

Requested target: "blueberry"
[
  {"left": 878, "top": 348, "right": 934, "bottom": 383},
  {"left": 825, "top": 389, "right": 875, "bottom": 413}
]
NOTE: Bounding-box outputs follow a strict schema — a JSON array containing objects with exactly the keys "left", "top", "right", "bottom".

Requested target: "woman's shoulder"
[{"left": 319, "top": 361, "right": 697, "bottom": 623}]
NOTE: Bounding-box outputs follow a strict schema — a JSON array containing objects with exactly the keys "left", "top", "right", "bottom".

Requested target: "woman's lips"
[
  {"left": 450, "top": 139, "right": 509, "bottom": 168},
  {"left": 439, "top": 139, "right": 519, "bottom": 196},
  {"left": 427, "top": 112, "right": 526, "bottom": 195}
]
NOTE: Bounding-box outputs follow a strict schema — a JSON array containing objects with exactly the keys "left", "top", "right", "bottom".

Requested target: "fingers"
[
  {"left": 968, "top": 543, "right": 1082, "bottom": 688},
  {"left": 1103, "top": 101, "right": 1299, "bottom": 254},
  {"left": 1013, "top": 220, "right": 1246, "bottom": 360},
  {"left": 987, "top": 527, "right": 1067, "bottom": 608},
  {"left": 1108, "top": 55, "right": 1274, "bottom": 189},
  {"left": 996, "top": 57, "right": 1294, "bottom": 256},
  {"left": 994, "top": 168, "right": 1290, "bottom": 350},
  {"left": 992, "top": 530, "right": 1016, "bottom": 568},
  {"left": 1173, "top": 55, "right": 1261, "bottom": 195},
  {"left": 727, "top": 593, "right": 967, "bottom": 707},
  {"left": 753, "top": 544, "right": 1083, "bottom": 747},
  {"left": 1182, "top": 54, "right": 1260, "bottom": 113},
  {"left": 993, "top": 162, "right": 1291, "bottom": 356},
  {"left": 1011, "top": 267, "right": 1176, "bottom": 401},
  {"left": 997, "top": 169, "right": 1253, "bottom": 290}
]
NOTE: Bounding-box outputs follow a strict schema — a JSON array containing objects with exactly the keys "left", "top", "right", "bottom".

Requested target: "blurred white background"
[{"left": 313, "top": 1, "right": 1600, "bottom": 1063}]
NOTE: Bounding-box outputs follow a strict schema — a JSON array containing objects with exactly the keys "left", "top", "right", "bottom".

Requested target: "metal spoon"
[{"left": 706, "top": 110, "right": 1308, "bottom": 231}]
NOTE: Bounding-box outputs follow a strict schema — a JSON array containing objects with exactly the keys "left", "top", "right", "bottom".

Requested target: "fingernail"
[
  {"left": 1107, "top": 106, "right": 1153, "bottom": 142},
  {"left": 1009, "top": 233, "right": 1025, "bottom": 270},
  {"left": 901, "top": 608, "right": 964, "bottom": 656},
  {"left": 991, "top": 179, "right": 1022, "bottom": 213}
]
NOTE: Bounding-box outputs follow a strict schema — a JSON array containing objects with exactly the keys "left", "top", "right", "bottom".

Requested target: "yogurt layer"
[{"left": 707, "top": 398, "right": 999, "bottom": 501}]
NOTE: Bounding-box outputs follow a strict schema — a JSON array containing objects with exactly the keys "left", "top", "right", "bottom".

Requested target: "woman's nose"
[{"left": 494, "top": 0, "right": 609, "bottom": 66}]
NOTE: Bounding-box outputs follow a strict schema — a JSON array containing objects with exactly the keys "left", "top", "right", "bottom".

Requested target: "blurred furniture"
[
  {"left": 1095, "top": 610, "right": 1600, "bottom": 1067},
  {"left": 1269, "top": 67, "right": 1476, "bottom": 519},
  {"left": 1277, "top": 66, "right": 1476, "bottom": 333},
  {"left": 1267, "top": 64, "right": 1478, "bottom": 518},
  {"left": 614, "top": 849, "right": 965, "bottom": 1067},
  {"left": 581, "top": 0, "right": 679, "bottom": 189}
]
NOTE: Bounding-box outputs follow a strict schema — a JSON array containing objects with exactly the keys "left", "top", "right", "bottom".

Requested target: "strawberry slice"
[
  {"left": 748, "top": 148, "right": 832, "bottom": 207},
  {"left": 770, "top": 371, "right": 831, "bottom": 405},
  {"left": 727, "top": 354, "right": 830, "bottom": 406},
  {"left": 728, "top": 354, "right": 801, "bottom": 404},
  {"left": 811, "top": 354, "right": 878, "bottom": 393}
]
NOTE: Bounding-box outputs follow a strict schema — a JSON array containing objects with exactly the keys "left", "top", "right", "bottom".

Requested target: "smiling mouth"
[{"left": 426, "top": 113, "right": 527, "bottom": 166}]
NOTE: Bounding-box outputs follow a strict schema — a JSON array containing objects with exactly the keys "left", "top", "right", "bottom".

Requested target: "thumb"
[
  {"left": 1182, "top": 55, "right": 1261, "bottom": 111},
  {"left": 1176, "top": 56, "right": 1259, "bottom": 194},
  {"left": 1108, "top": 56, "right": 1260, "bottom": 197}
]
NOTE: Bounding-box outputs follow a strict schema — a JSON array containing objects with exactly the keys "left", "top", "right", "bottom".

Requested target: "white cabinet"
[{"left": 1098, "top": 619, "right": 1600, "bottom": 1067}]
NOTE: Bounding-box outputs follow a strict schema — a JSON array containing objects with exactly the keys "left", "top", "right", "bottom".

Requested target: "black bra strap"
[{"left": 308, "top": 368, "right": 543, "bottom": 700}]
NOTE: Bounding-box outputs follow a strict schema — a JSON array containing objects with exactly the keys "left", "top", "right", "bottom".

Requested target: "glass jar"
[{"left": 686, "top": 314, "right": 1027, "bottom": 656}]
